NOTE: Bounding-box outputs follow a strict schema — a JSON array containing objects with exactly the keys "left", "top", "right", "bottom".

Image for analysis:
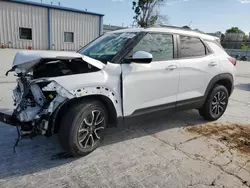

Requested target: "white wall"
[
  {"left": 50, "top": 9, "right": 100, "bottom": 51},
  {"left": 0, "top": 1, "right": 48, "bottom": 50}
]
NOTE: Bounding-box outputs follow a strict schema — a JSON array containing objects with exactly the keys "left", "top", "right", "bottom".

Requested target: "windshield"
[{"left": 78, "top": 32, "right": 137, "bottom": 63}]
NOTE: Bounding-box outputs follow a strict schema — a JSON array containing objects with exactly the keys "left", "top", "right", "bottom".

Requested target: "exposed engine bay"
[
  {"left": 5, "top": 56, "right": 101, "bottom": 151},
  {"left": 32, "top": 58, "right": 99, "bottom": 78}
]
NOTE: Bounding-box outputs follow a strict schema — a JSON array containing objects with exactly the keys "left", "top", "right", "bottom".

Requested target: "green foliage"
[
  {"left": 241, "top": 44, "right": 249, "bottom": 50},
  {"left": 226, "top": 27, "right": 245, "bottom": 34},
  {"left": 132, "top": 0, "right": 167, "bottom": 27}
]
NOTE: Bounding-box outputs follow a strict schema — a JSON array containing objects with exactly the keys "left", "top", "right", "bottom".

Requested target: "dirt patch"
[{"left": 187, "top": 123, "right": 250, "bottom": 155}]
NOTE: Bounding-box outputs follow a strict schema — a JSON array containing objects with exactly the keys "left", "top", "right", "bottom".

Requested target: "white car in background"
[{"left": 1, "top": 26, "right": 236, "bottom": 156}]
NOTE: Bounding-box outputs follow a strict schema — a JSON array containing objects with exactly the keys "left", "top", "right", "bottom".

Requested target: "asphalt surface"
[{"left": 0, "top": 49, "right": 250, "bottom": 188}]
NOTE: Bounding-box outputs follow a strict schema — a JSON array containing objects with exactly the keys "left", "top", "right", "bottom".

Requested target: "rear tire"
[
  {"left": 199, "top": 85, "right": 229, "bottom": 121},
  {"left": 59, "top": 99, "right": 108, "bottom": 157}
]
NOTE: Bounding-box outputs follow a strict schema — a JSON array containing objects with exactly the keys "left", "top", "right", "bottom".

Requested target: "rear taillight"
[{"left": 228, "top": 57, "right": 237, "bottom": 66}]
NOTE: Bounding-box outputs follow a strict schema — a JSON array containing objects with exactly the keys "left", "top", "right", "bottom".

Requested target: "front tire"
[
  {"left": 199, "top": 85, "right": 229, "bottom": 121},
  {"left": 59, "top": 100, "right": 108, "bottom": 157}
]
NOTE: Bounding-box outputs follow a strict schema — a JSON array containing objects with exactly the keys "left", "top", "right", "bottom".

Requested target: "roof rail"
[
  {"left": 146, "top": 25, "right": 207, "bottom": 35},
  {"left": 148, "top": 24, "right": 191, "bottom": 30}
]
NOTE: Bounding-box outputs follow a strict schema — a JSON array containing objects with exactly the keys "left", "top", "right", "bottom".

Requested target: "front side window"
[
  {"left": 132, "top": 33, "right": 174, "bottom": 61},
  {"left": 179, "top": 36, "right": 206, "bottom": 58},
  {"left": 78, "top": 32, "right": 137, "bottom": 62},
  {"left": 64, "top": 32, "right": 74, "bottom": 43},
  {"left": 19, "top": 27, "right": 32, "bottom": 40}
]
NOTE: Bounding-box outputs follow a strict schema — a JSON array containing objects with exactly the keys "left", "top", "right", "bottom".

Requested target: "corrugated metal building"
[{"left": 0, "top": 0, "right": 103, "bottom": 51}]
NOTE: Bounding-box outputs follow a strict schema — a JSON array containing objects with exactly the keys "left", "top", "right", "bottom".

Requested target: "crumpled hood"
[{"left": 12, "top": 50, "right": 105, "bottom": 72}]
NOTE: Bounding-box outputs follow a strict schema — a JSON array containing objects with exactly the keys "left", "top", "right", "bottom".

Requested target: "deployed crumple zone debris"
[
  {"left": 187, "top": 123, "right": 250, "bottom": 155},
  {"left": 10, "top": 79, "right": 76, "bottom": 152},
  {"left": 42, "top": 81, "right": 74, "bottom": 99}
]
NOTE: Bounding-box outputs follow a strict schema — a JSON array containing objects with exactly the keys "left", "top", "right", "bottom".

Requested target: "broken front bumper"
[
  {"left": 0, "top": 80, "right": 74, "bottom": 136},
  {"left": 0, "top": 112, "right": 20, "bottom": 126}
]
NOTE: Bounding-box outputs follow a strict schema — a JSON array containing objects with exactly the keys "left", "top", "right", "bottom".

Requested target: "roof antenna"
[
  {"left": 51, "top": 2, "right": 53, "bottom": 5},
  {"left": 58, "top": 2, "right": 61, "bottom": 6},
  {"left": 40, "top": 0, "right": 42, "bottom": 3},
  {"left": 188, "top": 21, "right": 192, "bottom": 27}
]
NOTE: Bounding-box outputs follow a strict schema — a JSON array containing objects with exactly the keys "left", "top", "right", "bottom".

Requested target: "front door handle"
[
  {"left": 165, "top": 65, "right": 178, "bottom": 71},
  {"left": 208, "top": 62, "right": 217, "bottom": 67}
]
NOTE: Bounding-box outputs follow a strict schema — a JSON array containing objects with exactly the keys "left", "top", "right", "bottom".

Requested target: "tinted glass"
[
  {"left": 78, "top": 32, "right": 137, "bottom": 63},
  {"left": 19, "top": 28, "right": 32, "bottom": 40},
  {"left": 180, "top": 36, "right": 206, "bottom": 58},
  {"left": 64, "top": 32, "right": 74, "bottom": 42},
  {"left": 133, "top": 33, "right": 173, "bottom": 61}
]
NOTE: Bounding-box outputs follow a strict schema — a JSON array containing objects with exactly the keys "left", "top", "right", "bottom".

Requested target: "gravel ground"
[{"left": 0, "top": 49, "right": 250, "bottom": 188}]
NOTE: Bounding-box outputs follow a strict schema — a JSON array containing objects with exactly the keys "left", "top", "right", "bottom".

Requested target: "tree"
[
  {"left": 226, "top": 27, "right": 245, "bottom": 34},
  {"left": 132, "top": 0, "right": 168, "bottom": 27}
]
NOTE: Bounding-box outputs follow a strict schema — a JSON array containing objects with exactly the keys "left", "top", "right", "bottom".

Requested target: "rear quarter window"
[
  {"left": 206, "top": 41, "right": 228, "bottom": 56},
  {"left": 179, "top": 36, "right": 206, "bottom": 58}
]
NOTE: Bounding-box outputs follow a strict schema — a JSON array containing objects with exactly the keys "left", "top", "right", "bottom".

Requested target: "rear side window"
[
  {"left": 206, "top": 41, "right": 228, "bottom": 56},
  {"left": 132, "top": 33, "right": 174, "bottom": 61},
  {"left": 179, "top": 36, "right": 206, "bottom": 58}
]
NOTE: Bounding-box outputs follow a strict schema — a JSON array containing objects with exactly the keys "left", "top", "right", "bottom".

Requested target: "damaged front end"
[
  {"left": 3, "top": 74, "right": 74, "bottom": 152},
  {"left": 11, "top": 77, "right": 73, "bottom": 138},
  {"left": 2, "top": 51, "right": 105, "bottom": 150}
]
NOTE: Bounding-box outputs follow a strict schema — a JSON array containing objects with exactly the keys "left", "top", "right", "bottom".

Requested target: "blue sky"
[{"left": 33, "top": 0, "right": 250, "bottom": 33}]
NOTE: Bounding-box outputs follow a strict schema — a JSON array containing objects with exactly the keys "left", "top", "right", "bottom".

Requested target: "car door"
[
  {"left": 176, "top": 35, "right": 221, "bottom": 102},
  {"left": 121, "top": 32, "right": 180, "bottom": 117}
]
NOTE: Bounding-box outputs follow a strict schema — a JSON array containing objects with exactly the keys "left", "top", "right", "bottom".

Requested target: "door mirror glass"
[{"left": 130, "top": 51, "right": 153, "bottom": 64}]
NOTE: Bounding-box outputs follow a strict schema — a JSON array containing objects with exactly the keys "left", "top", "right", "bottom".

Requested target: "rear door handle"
[
  {"left": 208, "top": 62, "right": 217, "bottom": 67},
  {"left": 165, "top": 65, "right": 178, "bottom": 71}
]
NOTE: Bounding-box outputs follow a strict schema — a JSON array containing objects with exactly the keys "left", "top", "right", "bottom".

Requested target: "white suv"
[{"left": 2, "top": 26, "right": 236, "bottom": 156}]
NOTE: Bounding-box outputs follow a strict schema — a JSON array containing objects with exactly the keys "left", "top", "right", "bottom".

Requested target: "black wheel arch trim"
[
  {"left": 49, "top": 95, "right": 119, "bottom": 135},
  {"left": 204, "top": 73, "right": 234, "bottom": 100}
]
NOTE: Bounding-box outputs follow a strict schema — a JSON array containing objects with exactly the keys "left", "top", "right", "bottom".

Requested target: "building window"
[
  {"left": 64, "top": 32, "right": 74, "bottom": 43},
  {"left": 19, "top": 27, "right": 32, "bottom": 40}
]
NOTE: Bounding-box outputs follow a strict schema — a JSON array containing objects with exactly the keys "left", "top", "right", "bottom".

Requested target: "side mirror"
[{"left": 130, "top": 51, "right": 153, "bottom": 64}]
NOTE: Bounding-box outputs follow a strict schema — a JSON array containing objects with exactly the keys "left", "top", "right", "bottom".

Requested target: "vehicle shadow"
[
  {"left": 235, "top": 83, "right": 250, "bottom": 91},
  {"left": 0, "top": 108, "right": 206, "bottom": 180}
]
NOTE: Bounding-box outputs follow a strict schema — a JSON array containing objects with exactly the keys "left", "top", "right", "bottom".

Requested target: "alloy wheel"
[
  {"left": 211, "top": 91, "right": 227, "bottom": 117},
  {"left": 77, "top": 110, "right": 105, "bottom": 149}
]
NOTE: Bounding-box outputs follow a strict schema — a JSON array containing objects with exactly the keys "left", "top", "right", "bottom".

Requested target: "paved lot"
[{"left": 0, "top": 49, "right": 250, "bottom": 188}]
